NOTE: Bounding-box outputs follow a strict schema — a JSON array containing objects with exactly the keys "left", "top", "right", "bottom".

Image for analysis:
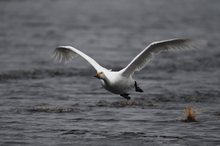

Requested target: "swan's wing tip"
[
  {"left": 52, "top": 46, "right": 78, "bottom": 63},
  {"left": 166, "top": 38, "right": 208, "bottom": 51},
  {"left": 188, "top": 39, "right": 208, "bottom": 47}
]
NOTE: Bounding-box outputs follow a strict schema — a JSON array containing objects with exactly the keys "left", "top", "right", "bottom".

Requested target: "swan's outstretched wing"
[
  {"left": 53, "top": 46, "right": 107, "bottom": 71},
  {"left": 121, "top": 39, "right": 207, "bottom": 77}
]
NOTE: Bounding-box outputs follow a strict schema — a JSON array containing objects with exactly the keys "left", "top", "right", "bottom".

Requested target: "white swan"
[{"left": 53, "top": 38, "right": 206, "bottom": 100}]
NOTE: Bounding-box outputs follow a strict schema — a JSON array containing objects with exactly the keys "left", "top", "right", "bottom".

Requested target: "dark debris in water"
[{"left": 181, "top": 106, "right": 197, "bottom": 122}]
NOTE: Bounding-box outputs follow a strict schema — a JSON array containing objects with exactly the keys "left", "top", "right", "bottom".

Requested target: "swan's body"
[
  {"left": 98, "top": 71, "right": 135, "bottom": 94},
  {"left": 53, "top": 38, "right": 206, "bottom": 100}
]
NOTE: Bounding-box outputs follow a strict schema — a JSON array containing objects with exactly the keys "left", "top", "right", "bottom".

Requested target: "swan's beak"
[
  {"left": 94, "top": 72, "right": 101, "bottom": 79},
  {"left": 94, "top": 72, "right": 103, "bottom": 79}
]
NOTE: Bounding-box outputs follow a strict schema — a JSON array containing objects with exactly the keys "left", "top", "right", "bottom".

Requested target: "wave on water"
[
  {"left": 26, "top": 106, "right": 80, "bottom": 113},
  {"left": 96, "top": 99, "right": 155, "bottom": 108},
  {"left": 61, "top": 129, "right": 183, "bottom": 140},
  {"left": 0, "top": 68, "right": 93, "bottom": 81},
  {"left": 21, "top": 103, "right": 82, "bottom": 113}
]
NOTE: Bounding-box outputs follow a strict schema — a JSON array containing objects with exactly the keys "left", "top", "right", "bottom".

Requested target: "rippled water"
[{"left": 0, "top": 0, "right": 220, "bottom": 145}]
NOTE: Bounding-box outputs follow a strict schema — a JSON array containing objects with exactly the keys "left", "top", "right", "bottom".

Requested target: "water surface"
[{"left": 0, "top": 0, "right": 220, "bottom": 145}]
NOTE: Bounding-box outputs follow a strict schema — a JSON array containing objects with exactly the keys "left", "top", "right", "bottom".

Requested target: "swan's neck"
[{"left": 101, "top": 76, "right": 110, "bottom": 85}]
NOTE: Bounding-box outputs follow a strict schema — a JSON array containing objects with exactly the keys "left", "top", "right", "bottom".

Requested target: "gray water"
[{"left": 0, "top": 0, "right": 220, "bottom": 145}]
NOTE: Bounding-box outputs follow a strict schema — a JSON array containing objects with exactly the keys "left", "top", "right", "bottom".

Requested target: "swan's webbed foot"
[
  {"left": 120, "top": 93, "right": 131, "bottom": 100},
  {"left": 135, "top": 81, "right": 143, "bottom": 92}
]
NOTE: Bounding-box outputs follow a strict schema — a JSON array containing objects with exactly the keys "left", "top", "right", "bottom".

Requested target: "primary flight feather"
[{"left": 53, "top": 38, "right": 207, "bottom": 100}]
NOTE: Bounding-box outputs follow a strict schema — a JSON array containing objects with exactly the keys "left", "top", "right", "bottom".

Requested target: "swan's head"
[{"left": 94, "top": 71, "right": 105, "bottom": 79}]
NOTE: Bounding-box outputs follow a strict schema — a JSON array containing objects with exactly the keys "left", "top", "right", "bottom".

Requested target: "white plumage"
[{"left": 53, "top": 38, "right": 207, "bottom": 100}]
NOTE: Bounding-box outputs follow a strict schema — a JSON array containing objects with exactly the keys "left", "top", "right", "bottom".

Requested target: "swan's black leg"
[
  {"left": 120, "top": 93, "right": 131, "bottom": 100},
  {"left": 134, "top": 81, "right": 143, "bottom": 92}
]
